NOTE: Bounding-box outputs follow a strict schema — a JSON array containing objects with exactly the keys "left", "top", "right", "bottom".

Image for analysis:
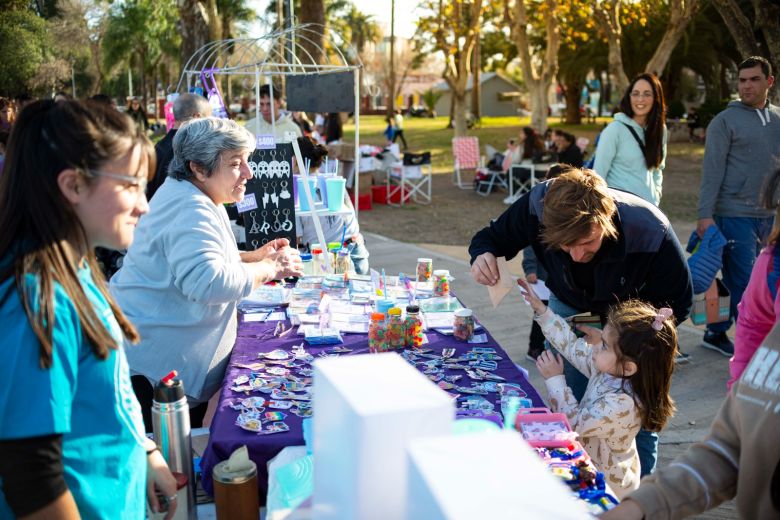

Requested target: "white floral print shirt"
[{"left": 535, "top": 308, "right": 641, "bottom": 499}]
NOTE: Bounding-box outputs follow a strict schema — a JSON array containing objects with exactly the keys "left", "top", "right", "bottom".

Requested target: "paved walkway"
[{"left": 365, "top": 226, "right": 736, "bottom": 518}]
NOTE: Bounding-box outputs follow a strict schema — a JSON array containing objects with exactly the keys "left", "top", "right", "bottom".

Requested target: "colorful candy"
[
  {"left": 368, "top": 312, "right": 388, "bottom": 353},
  {"left": 433, "top": 269, "right": 450, "bottom": 296},
  {"left": 386, "top": 307, "right": 404, "bottom": 349},
  {"left": 416, "top": 258, "right": 433, "bottom": 283},
  {"left": 453, "top": 308, "right": 475, "bottom": 341},
  {"left": 404, "top": 304, "right": 424, "bottom": 349}
]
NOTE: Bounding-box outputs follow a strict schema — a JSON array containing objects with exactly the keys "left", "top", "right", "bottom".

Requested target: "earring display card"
[{"left": 244, "top": 143, "right": 297, "bottom": 249}]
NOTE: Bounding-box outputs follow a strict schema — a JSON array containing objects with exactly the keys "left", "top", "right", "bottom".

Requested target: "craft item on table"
[
  {"left": 260, "top": 422, "right": 291, "bottom": 435},
  {"left": 437, "top": 381, "right": 455, "bottom": 390},
  {"left": 238, "top": 285, "right": 292, "bottom": 311},
  {"left": 291, "top": 406, "right": 313, "bottom": 418},
  {"left": 445, "top": 375, "right": 462, "bottom": 383},
  {"left": 232, "top": 362, "right": 266, "bottom": 371},
  {"left": 265, "top": 366, "right": 291, "bottom": 376},
  {"left": 432, "top": 269, "right": 450, "bottom": 297},
  {"left": 261, "top": 349, "right": 290, "bottom": 361},
  {"left": 386, "top": 307, "right": 405, "bottom": 349},
  {"left": 469, "top": 360, "right": 498, "bottom": 371},
  {"left": 265, "top": 411, "right": 287, "bottom": 422},
  {"left": 486, "top": 256, "right": 515, "bottom": 308},
  {"left": 370, "top": 268, "right": 383, "bottom": 296},
  {"left": 297, "top": 276, "right": 324, "bottom": 289},
  {"left": 419, "top": 297, "right": 464, "bottom": 315},
  {"left": 474, "top": 368, "right": 504, "bottom": 381},
  {"left": 236, "top": 413, "right": 263, "bottom": 432},
  {"left": 442, "top": 348, "right": 455, "bottom": 359},
  {"left": 459, "top": 395, "right": 495, "bottom": 412},
  {"left": 497, "top": 383, "right": 527, "bottom": 397},
  {"left": 334, "top": 249, "right": 352, "bottom": 275},
  {"left": 468, "top": 333, "right": 488, "bottom": 344},
  {"left": 416, "top": 258, "right": 433, "bottom": 284},
  {"left": 515, "top": 408, "right": 577, "bottom": 448},
  {"left": 233, "top": 375, "right": 250, "bottom": 386},
  {"left": 368, "top": 312, "right": 388, "bottom": 353},
  {"left": 480, "top": 381, "right": 499, "bottom": 393},
  {"left": 455, "top": 385, "right": 489, "bottom": 395},
  {"left": 453, "top": 308, "right": 475, "bottom": 341},
  {"left": 267, "top": 400, "right": 294, "bottom": 409},
  {"left": 302, "top": 326, "right": 343, "bottom": 345}
]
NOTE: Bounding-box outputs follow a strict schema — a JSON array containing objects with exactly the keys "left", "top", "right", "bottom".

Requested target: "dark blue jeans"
[
  {"left": 547, "top": 294, "right": 659, "bottom": 476},
  {"left": 707, "top": 216, "right": 773, "bottom": 333}
]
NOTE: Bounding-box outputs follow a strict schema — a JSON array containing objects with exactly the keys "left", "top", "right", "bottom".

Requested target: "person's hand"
[
  {"left": 471, "top": 252, "right": 499, "bottom": 286},
  {"left": 536, "top": 350, "right": 564, "bottom": 379},
  {"left": 147, "top": 450, "right": 178, "bottom": 520},
  {"left": 517, "top": 278, "right": 547, "bottom": 315},
  {"left": 241, "top": 238, "right": 291, "bottom": 263},
  {"left": 696, "top": 217, "right": 716, "bottom": 238},
  {"left": 576, "top": 324, "right": 603, "bottom": 345},
  {"left": 525, "top": 273, "right": 538, "bottom": 284},
  {"left": 267, "top": 246, "right": 303, "bottom": 279},
  {"left": 599, "top": 498, "right": 644, "bottom": 519}
]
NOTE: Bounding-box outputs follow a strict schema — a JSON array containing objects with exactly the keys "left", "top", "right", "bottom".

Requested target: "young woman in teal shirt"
[{"left": 0, "top": 100, "right": 177, "bottom": 519}]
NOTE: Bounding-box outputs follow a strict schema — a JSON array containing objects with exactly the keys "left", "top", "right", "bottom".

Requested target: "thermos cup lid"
[
  {"left": 213, "top": 459, "right": 258, "bottom": 484},
  {"left": 154, "top": 378, "right": 185, "bottom": 403}
]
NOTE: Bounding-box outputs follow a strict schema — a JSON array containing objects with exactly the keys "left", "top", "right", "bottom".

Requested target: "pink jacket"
[{"left": 729, "top": 246, "right": 780, "bottom": 388}]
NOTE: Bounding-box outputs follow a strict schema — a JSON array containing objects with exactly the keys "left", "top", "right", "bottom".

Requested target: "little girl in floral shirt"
[{"left": 518, "top": 279, "right": 678, "bottom": 499}]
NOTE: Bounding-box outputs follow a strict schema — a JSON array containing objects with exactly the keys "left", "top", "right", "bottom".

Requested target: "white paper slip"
[
  {"left": 530, "top": 280, "right": 551, "bottom": 300},
  {"left": 244, "top": 313, "right": 269, "bottom": 322},
  {"left": 332, "top": 321, "right": 370, "bottom": 334},
  {"left": 423, "top": 312, "right": 456, "bottom": 329},
  {"left": 265, "top": 311, "right": 287, "bottom": 321}
]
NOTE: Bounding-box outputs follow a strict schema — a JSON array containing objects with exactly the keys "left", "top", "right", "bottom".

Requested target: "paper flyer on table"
[{"left": 529, "top": 280, "right": 551, "bottom": 300}]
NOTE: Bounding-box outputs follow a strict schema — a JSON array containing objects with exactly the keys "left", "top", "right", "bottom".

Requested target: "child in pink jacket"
[
  {"left": 729, "top": 244, "right": 780, "bottom": 388},
  {"left": 729, "top": 168, "right": 780, "bottom": 388}
]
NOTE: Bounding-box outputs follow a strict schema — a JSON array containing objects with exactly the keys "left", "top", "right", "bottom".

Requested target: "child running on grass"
[{"left": 518, "top": 279, "right": 678, "bottom": 499}]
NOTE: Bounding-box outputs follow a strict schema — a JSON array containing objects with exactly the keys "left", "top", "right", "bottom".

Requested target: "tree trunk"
[
  {"left": 528, "top": 81, "right": 549, "bottom": 133},
  {"left": 471, "top": 36, "right": 481, "bottom": 121},
  {"left": 452, "top": 91, "right": 468, "bottom": 137},
  {"left": 447, "top": 94, "right": 455, "bottom": 129},
  {"left": 645, "top": 1, "right": 699, "bottom": 76},
  {"left": 177, "top": 0, "right": 210, "bottom": 68},
  {"left": 754, "top": 0, "right": 780, "bottom": 103},
  {"left": 711, "top": 0, "right": 760, "bottom": 59},
  {"left": 606, "top": 33, "right": 629, "bottom": 94},
  {"left": 563, "top": 78, "right": 582, "bottom": 125},
  {"left": 299, "top": 0, "right": 325, "bottom": 65}
]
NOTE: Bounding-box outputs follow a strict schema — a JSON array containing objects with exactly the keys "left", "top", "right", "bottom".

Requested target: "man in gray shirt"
[{"left": 697, "top": 56, "right": 780, "bottom": 356}]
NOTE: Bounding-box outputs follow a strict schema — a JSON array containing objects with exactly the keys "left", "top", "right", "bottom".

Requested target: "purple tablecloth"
[{"left": 200, "top": 310, "right": 544, "bottom": 501}]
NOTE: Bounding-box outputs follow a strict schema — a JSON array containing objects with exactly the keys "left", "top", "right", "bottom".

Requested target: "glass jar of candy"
[
  {"left": 386, "top": 307, "right": 404, "bottom": 349},
  {"left": 416, "top": 258, "right": 433, "bottom": 283},
  {"left": 433, "top": 269, "right": 450, "bottom": 297},
  {"left": 453, "top": 308, "right": 474, "bottom": 341},
  {"left": 334, "top": 249, "right": 352, "bottom": 275},
  {"left": 368, "top": 312, "right": 388, "bottom": 353},
  {"left": 404, "top": 304, "right": 424, "bottom": 349}
]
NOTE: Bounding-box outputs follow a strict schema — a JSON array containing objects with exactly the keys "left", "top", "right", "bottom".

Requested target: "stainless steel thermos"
[{"left": 152, "top": 371, "right": 197, "bottom": 520}]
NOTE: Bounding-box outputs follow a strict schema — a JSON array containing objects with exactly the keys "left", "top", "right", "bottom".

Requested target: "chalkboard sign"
[
  {"left": 286, "top": 71, "right": 356, "bottom": 113},
  {"left": 242, "top": 143, "right": 297, "bottom": 249}
]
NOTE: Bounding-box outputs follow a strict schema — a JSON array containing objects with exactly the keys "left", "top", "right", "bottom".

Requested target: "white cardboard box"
[
  {"left": 405, "top": 431, "right": 592, "bottom": 520},
  {"left": 312, "top": 353, "right": 454, "bottom": 520}
]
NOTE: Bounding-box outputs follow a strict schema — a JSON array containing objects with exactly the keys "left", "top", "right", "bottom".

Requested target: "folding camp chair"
[
  {"left": 474, "top": 167, "right": 508, "bottom": 196},
  {"left": 387, "top": 152, "right": 432, "bottom": 206},
  {"left": 452, "top": 136, "right": 481, "bottom": 189}
]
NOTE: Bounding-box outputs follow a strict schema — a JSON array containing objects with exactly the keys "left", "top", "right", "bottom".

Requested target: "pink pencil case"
[{"left": 515, "top": 407, "right": 577, "bottom": 448}]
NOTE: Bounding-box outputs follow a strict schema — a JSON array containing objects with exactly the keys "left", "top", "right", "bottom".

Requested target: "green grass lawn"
[{"left": 344, "top": 115, "right": 608, "bottom": 174}]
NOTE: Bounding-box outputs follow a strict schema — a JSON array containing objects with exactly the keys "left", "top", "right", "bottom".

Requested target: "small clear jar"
[
  {"left": 386, "top": 307, "right": 404, "bottom": 349},
  {"left": 404, "top": 304, "right": 424, "bottom": 349},
  {"left": 311, "top": 248, "right": 325, "bottom": 275},
  {"left": 334, "top": 249, "right": 352, "bottom": 275},
  {"left": 416, "top": 258, "right": 433, "bottom": 283},
  {"left": 368, "top": 312, "right": 387, "bottom": 353},
  {"left": 433, "top": 269, "right": 450, "bottom": 297},
  {"left": 453, "top": 308, "right": 475, "bottom": 341},
  {"left": 300, "top": 253, "right": 314, "bottom": 276}
]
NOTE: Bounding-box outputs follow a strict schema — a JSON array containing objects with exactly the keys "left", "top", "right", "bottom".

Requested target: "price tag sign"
[
  {"left": 236, "top": 193, "right": 258, "bottom": 213},
  {"left": 256, "top": 134, "right": 276, "bottom": 149}
]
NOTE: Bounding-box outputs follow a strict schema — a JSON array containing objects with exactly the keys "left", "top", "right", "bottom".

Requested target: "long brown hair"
[
  {"left": 619, "top": 73, "right": 666, "bottom": 169},
  {"left": 0, "top": 100, "right": 153, "bottom": 368},
  {"left": 607, "top": 300, "right": 677, "bottom": 432},
  {"left": 521, "top": 126, "right": 543, "bottom": 160}
]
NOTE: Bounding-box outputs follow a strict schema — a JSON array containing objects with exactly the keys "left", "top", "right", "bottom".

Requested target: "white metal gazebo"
[{"left": 175, "top": 24, "right": 364, "bottom": 216}]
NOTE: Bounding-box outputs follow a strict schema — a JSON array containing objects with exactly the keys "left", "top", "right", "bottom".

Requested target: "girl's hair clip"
[{"left": 652, "top": 307, "right": 673, "bottom": 331}]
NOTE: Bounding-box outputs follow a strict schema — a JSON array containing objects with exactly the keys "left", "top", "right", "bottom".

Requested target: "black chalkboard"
[
  {"left": 242, "top": 143, "right": 297, "bottom": 249},
  {"left": 286, "top": 71, "right": 356, "bottom": 113}
]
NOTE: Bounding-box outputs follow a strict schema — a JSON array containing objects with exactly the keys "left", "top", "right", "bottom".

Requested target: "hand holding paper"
[
  {"left": 516, "top": 279, "right": 547, "bottom": 316},
  {"left": 486, "top": 257, "right": 514, "bottom": 308}
]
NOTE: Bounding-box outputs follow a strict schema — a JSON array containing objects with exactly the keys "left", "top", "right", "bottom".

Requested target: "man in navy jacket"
[{"left": 469, "top": 167, "right": 692, "bottom": 477}]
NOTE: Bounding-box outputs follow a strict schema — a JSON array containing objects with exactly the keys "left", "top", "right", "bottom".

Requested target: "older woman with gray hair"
[{"left": 111, "top": 117, "right": 302, "bottom": 429}]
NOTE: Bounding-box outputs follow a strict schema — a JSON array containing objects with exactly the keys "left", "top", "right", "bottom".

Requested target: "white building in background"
[{"left": 432, "top": 72, "right": 523, "bottom": 117}]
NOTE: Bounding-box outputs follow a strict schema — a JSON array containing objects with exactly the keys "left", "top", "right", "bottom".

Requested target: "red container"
[
  {"left": 349, "top": 192, "right": 372, "bottom": 211},
  {"left": 371, "top": 185, "right": 409, "bottom": 205}
]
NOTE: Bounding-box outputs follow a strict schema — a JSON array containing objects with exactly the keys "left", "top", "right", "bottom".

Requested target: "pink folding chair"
[{"left": 452, "top": 136, "right": 481, "bottom": 189}]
